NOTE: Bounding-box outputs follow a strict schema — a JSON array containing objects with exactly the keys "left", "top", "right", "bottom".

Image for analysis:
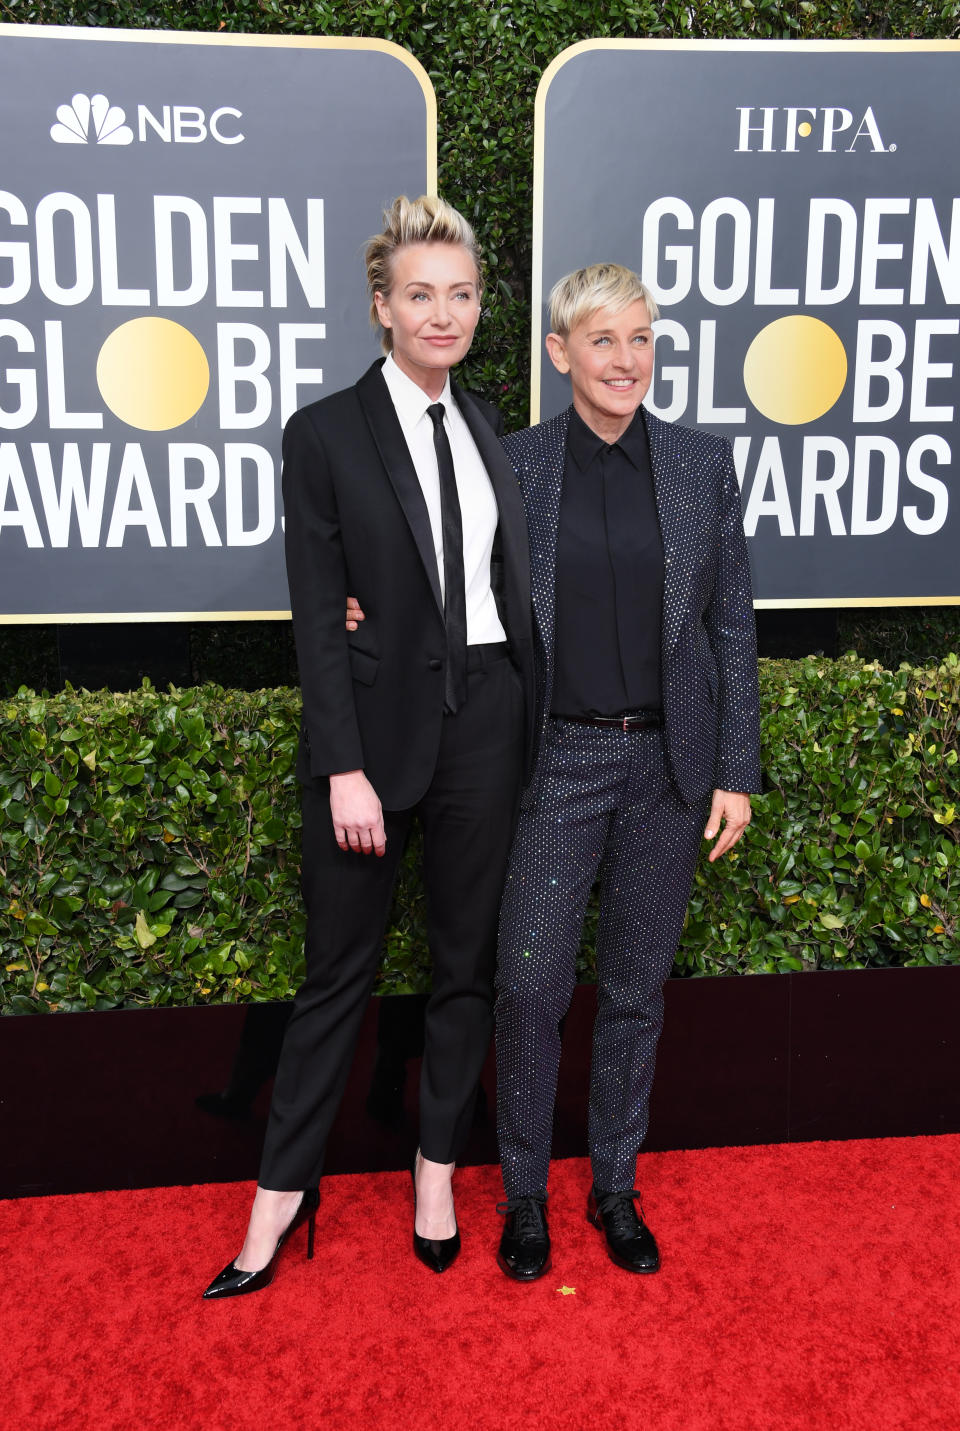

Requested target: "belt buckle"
[{"left": 622, "top": 715, "right": 630, "bottom": 732}]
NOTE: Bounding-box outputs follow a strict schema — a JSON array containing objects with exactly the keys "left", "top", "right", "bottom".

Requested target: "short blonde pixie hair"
[
  {"left": 365, "top": 195, "right": 484, "bottom": 353},
  {"left": 548, "top": 263, "right": 659, "bottom": 337}
]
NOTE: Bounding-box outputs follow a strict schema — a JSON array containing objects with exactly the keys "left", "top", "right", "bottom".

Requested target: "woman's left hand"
[{"left": 704, "top": 790, "right": 751, "bottom": 862}]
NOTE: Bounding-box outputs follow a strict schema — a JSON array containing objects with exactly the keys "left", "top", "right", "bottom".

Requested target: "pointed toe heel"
[
  {"left": 413, "top": 1225, "right": 461, "bottom": 1274},
  {"left": 411, "top": 1151, "right": 460, "bottom": 1274},
  {"left": 202, "top": 1187, "right": 319, "bottom": 1300}
]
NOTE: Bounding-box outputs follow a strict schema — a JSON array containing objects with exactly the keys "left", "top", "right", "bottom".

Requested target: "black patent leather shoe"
[
  {"left": 412, "top": 1152, "right": 461, "bottom": 1274},
  {"left": 587, "top": 1187, "right": 659, "bottom": 1273},
  {"left": 202, "top": 1188, "right": 319, "bottom": 1299},
  {"left": 496, "top": 1195, "right": 551, "bottom": 1282}
]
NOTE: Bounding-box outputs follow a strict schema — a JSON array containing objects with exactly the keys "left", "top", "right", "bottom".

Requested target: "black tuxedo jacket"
[
  {"left": 502, "top": 406, "right": 762, "bottom": 808},
  {"left": 282, "top": 359, "right": 535, "bottom": 810}
]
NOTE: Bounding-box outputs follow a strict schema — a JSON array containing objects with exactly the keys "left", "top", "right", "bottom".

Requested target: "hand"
[
  {"left": 704, "top": 789, "right": 751, "bottom": 863},
  {"left": 329, "top": 770, "right": 386, "bottom": 856},
  {"left": 346, "top": 597, "right": 365, "bottom": 632}
]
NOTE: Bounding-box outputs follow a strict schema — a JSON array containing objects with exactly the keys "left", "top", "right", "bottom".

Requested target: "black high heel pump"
[
  {"left": 411, "top": 1149, "right": 460, "bottom": 1274},
  {"left": 203, "top": 1188, "right": 320, "bottom": 1299}
]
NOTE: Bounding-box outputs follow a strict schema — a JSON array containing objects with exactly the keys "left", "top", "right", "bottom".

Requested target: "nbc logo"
[
  {"left": 51, "top": 93, "right": 133, "bottom": 145},
  {"left": 48, "top": 93, "right": 244, "bottom": 145}
]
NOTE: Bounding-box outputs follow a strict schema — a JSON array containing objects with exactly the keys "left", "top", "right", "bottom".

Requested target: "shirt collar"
[
  {"left": 566, "top": 404, "right": 649, "bottom": 473},
  {"left": 382, "top": 353, "right": 454, "bottom": 429}
]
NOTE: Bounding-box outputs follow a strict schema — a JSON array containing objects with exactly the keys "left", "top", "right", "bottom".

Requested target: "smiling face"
[
  {"left": 373, "top": 242, "right": 482, "bottom": 398},
  {"left": 546, "top": 299, "right": 654, "bottom": 444}
]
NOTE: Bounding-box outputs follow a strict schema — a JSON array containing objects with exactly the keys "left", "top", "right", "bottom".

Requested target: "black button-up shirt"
[{"left": 551, "top": 407, "right": 664, "bottom": 717}]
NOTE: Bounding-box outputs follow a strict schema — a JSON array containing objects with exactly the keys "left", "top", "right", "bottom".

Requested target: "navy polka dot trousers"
[{"left": 495, "top": 719, "right": 708, "bottom": 1199}]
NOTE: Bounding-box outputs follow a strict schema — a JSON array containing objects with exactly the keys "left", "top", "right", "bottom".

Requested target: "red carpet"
[{"left": 3, "top": 1137, "right": 959, "bottom": 1431}]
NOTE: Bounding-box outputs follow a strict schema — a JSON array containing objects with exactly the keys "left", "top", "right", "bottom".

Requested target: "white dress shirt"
[{"left": 381, "top": 354, "right": 506, "bottom": 645}]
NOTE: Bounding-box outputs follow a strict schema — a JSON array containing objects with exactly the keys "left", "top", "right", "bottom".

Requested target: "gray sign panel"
[
  {"left": 535, "top": 40, "right": 960, "bottom": 607},
  {"left": 0, "top": 26, "right": 434, "bottom": 620}
]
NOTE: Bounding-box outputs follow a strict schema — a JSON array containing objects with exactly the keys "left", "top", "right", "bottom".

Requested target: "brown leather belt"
[{"left": 558, "top": 710, "right": 663, "bottom": 732}]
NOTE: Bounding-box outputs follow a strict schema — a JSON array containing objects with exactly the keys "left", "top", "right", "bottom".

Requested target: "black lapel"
[
  {"left": 452, "top": 380, "right": 532, "bottom": 644},
  {"left": 356, "top": 360, "right": 443, "bottom": 614}
]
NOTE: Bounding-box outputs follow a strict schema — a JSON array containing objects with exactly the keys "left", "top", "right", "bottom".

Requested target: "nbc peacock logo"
[{"left": 50, "top": 93, "right": 133, "bottom": 145}]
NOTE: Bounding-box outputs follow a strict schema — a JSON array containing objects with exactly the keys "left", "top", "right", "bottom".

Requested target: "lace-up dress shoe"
[
  {"left": 497, "top": 1195, "right": 551, "bottom": 1281},
  {"left": 587, "top": 1188, "right": 660, "bottom": 1274}
]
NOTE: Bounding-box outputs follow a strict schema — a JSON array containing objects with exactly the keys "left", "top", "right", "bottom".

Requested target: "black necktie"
[{"left": 427, "top": 402, "right": 468, "bottom": 713}]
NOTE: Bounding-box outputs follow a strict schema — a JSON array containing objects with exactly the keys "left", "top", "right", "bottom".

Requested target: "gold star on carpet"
[{"left": 557, "top": 1285, "right": 576, "bottom": 1296}]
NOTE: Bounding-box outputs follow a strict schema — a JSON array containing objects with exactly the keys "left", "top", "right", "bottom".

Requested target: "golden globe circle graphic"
[
  {"left": 96, "top": 318, "right": 210, "bottom": 430},
  {"left": 742, "top": 315, "right": 847, "bottom": 426}
]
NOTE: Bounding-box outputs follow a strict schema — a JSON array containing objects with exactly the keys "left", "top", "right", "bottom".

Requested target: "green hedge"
[{"left": 2, "top": 655, "right": 957, "bottom": 1014}]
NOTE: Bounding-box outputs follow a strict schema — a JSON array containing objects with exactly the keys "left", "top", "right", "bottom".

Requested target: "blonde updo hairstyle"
[{"left": 365, "top": 195, "right": 484, "bottom": 354}]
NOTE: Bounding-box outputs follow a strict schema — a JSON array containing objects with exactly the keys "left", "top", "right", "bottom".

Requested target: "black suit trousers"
[{"left": 259, "top": 650, "right": 524, "bottom": 1189}]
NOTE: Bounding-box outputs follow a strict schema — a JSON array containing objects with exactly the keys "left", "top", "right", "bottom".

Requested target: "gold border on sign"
[
  {"left": 754, "top": 596, "right": 960, "bottom": 609},
  {"left": 531, "top": 38, "right": 960, "bottom": 610},
  {"left": 0, "top": 610, "right": 292, "bottom": 624},
  {"left": 0, "top": 23, "right": 437, "bottom": 625},
  {"left": 4, "top": 598, "right": 959, "bottom": 621}
]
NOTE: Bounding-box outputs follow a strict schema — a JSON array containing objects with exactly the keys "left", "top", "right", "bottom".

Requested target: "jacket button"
[{"left": 428, "top": 658, "right": 442, "bottom": 671}]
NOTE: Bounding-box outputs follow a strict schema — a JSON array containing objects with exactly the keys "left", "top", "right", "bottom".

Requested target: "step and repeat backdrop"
[
  {"left": 533, "top": 40, "right": 960, "bottom": 606},
  {"left": 1, "top": 31, "right": 957, "bottom": 615},
  {"left": 0, "top": 25, "right": 435, "bottom": 620}
]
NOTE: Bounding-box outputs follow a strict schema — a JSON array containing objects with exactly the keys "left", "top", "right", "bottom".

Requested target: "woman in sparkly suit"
[{"left": 493, "top": 264, "right": 762, "bottom": 1282}]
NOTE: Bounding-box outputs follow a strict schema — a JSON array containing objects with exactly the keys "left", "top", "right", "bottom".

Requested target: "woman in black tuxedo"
[{"left": 203, "top": 196, "right": 533, "bottom": 1298}]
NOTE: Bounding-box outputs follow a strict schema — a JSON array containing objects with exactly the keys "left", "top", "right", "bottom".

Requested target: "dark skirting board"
[{"left": 1, "top": 967, "right": 958, "bottom": 1198}]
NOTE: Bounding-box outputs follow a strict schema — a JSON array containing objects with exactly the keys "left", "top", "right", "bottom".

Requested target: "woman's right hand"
[{"left": 329, "top": 770, "right": 385, "bottom": 856}]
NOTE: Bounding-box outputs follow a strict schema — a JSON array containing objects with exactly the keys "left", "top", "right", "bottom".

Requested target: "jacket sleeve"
[
  {"left": 703, "top": 441, "right": 763, "bottom": 795},
  {"left": 282, "top": 406, "right": 365, "bottom": 779}
]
